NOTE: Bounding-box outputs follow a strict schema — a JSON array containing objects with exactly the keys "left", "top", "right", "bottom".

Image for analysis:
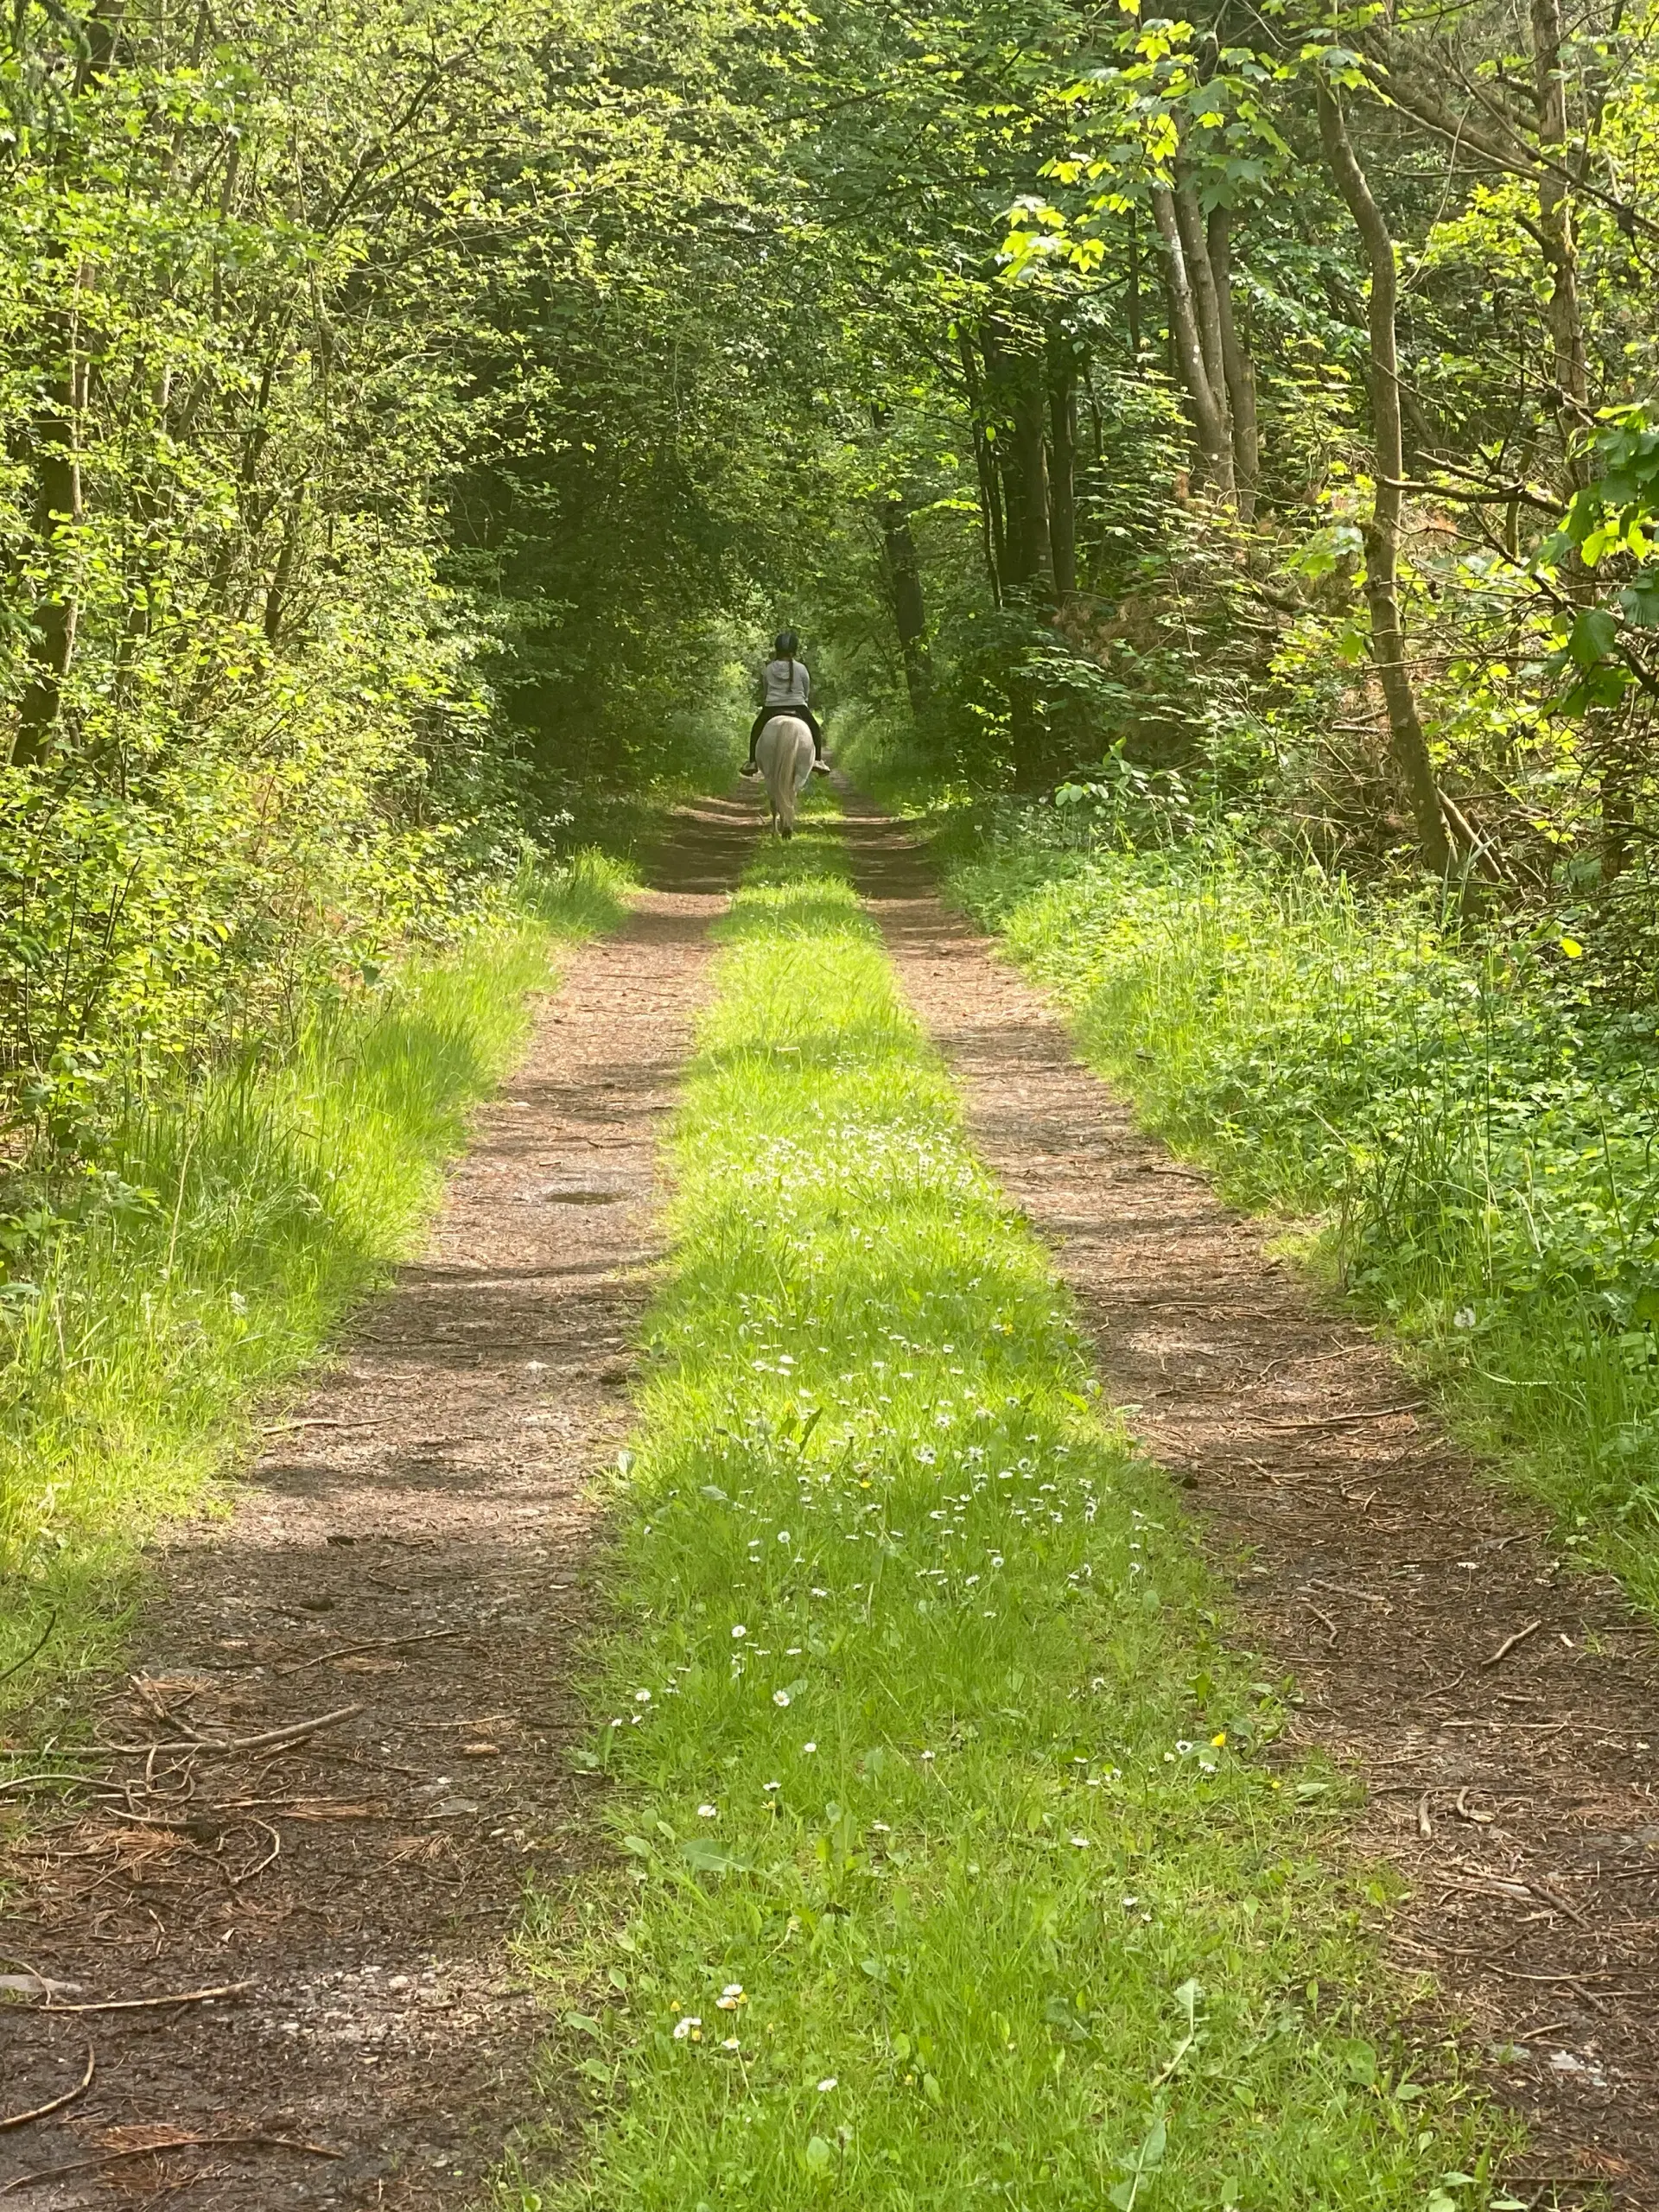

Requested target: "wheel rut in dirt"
[
  {"left": 0, "top": 796, "right": 755, "bottom": 2209},
  {"left": 838, "top": 789, "right": 1659, "bottom": 2209}
]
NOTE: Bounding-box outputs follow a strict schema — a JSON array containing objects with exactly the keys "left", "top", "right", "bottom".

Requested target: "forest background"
[{"left": 8, "top": 0, "right": 1659, "bottom": 1680}]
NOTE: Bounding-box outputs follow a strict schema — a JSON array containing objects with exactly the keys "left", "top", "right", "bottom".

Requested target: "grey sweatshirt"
[{"left": 760, "top": 657, "right": 810, "bottom": 709}]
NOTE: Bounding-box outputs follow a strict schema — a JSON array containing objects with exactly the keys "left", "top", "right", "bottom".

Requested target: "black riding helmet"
[{"left": 773, "top": 629, "right": 800, "bottom": 659}]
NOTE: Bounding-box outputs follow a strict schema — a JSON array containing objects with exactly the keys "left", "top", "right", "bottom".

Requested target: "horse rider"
[{"left": 740, "top": 630, "right": 830, "bottom": 779}]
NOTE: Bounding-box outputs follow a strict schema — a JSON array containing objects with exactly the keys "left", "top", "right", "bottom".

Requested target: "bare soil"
[
  {"left": 0, "top": 797, "right": 753, "bottom": 2209},
  {"left": 839, "top": 791, "right": 1659, "bottom": 2211}
]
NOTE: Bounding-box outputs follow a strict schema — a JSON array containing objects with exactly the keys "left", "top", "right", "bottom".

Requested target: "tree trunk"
[
  {"left": 1529, "top": 0, "right": 1592, "bottom": 468},
  {"left": 1127, "top": 210, "right": 1143, "bottom": 360},
  {"left": 11, "top": 0, "right": 125, "bottom": 767},
  {"left": 1205, "top": 206, "right": 1260, "bottom": 522},
  {"left": 1149, "top": 183, "right": 1233, "bottom": 498},
  {"left": 1316, "top": 81, "right": 1453, "bottom": 873},
  {"left": 985, "top": 320, "right": 1054, "bottom": 601},
  {"left": 1046, "top": 326, "right": 1077, "bottom": 601},
  {"left": 880, "top": 496, "right": 932, "bottom": 719},
  {"left": 957, "top": 328, "right": 1007, "bottom": 603},
  {"left": 1173, "top": 178, "right": 1229, "bottom": 435},
  {"left": 13, "top": 305, "right": 86, "bottom": 767}
]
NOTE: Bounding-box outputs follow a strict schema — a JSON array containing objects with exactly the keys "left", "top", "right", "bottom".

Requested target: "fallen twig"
[
  {"left": 0, "top": 1610, "right": 56, "bottom": 1685},
  {"left": 1256, "top": 1402, "right": 1424, "bottom": 1432},
  {"left": 0, "top": 2132, "right": 341, "bottom": 2195},
  {"left": 1311, "top": 1574, "right": 1393, "bottom": 1608},
  {"left": 0, "top": 2047, "right": 94, "bottom": 2131},
  {"left": 277, "top": 1627, "right": 465, "bottom": 1676},
  {"left": 38, "top": 1979, "right": 254, "bottom": 2015},
  {"left": 262, "top": 1417, "right": 383, "bottom": 1435},
  {"left": 0, "top": 1971, "right": 83, "bottom": 1998},
  {"left": 1480, "top": 1619, "right": 1542, "bottom": 1669},
  {"left": 228, "top": 1819, "right": 282, "bottom": 1889},
  {"left": 1305, "top": 1601, "right": 1340, "bottom": 1648},
  {"left": 99, "top": 1701, "right": 365, "bottom": 1758}
]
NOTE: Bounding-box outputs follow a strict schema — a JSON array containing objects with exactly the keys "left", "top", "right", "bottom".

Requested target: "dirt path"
[
  {"left": 0, "top": 797, "right": 753, "bottom": 2210},
  {"left": 839, "top": 791, "right": 1659, "bottom": 2209}
]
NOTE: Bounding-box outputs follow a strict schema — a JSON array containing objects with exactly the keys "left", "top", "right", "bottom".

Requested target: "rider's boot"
[
  {"left": 740, "top": 760, "right": 760, "bottom": 778},
  {"left": 811, "top": 755, "right": 831, "bottom": 776}
]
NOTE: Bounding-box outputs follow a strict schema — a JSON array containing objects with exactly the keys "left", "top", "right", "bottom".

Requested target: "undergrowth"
[
  {"left": 947, "top": 819, "right": 1659, "bottom": 1619},
  {"left": 505, "top": 819, "right": 1511, "bottom": 2210},
  {"left": 0, "top": 850, "right": 633, "bottom": 1722}
]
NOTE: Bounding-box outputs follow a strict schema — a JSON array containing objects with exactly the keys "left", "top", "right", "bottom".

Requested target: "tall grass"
[
  {"left": 0, "top": 851, "right": 633, "bottom": 1719},
  {"left": 949, "top": 826, "right": 1659, "bottom": 1617},
  {"left": 505, "top": 821, "right": 1510, "bottom": 2212}
]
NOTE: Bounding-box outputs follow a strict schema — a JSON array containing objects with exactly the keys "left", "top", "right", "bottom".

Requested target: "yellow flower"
[{"left": 1211, "top": 1732, "right": 1227, "bottom": 1749}]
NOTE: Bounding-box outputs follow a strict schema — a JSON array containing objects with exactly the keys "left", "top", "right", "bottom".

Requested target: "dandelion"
[
  {"left": 1211, "top": 1732, "right": 1227, "bottom": 1749},
  {"left": 697, "top": 1804, "right": 717, "bottom": 1819},
  {"left": 672, "top": 2016, "right": 702, "bottom": 2040},
  {"left": 817, "top": 2076, "right": 838, "bottom": 2093},
  {"left": 731, "top": 1624, "right": 747, "bottom": 1639},
  {"left": 1453, "top": 1306, "right": 1477, "bottom": 1330},
  {"left": 778, "top": 1529, "right": 791, "bottom": 1543},
  {"left": 773, "top": 1689, "right": 791, "bottom": 1707}
]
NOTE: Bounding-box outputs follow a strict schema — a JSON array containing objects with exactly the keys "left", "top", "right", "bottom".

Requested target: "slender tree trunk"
[
  {"left": 1316, "top": 80, "right": 1452, "bottom": 873},
  {"left": 1127, "top": 210, "right": 1142, "bottom": 360},
  {"left": 12, "top": 0, "right": 126, "bottom": 767},
  {"left": 880, "top": 496, "right": 932, "bottom": 719},
  {"left": 1046, "top": 325, "right": 1077, "bottom": 601},
  {"left": 1149, "top": 183, "right": 1233, "bottom": 498},
  {"left": 957, "top": 328, "right": 1006, "bottom": 603},
  {"left": 1205, "top": 206, "right": 1260, "bottom": 521},
  {"left": 1173, "top": 178, "right": 1229, "bottom": 438},
  {"left": 1529, "top": 0, "right": 1592, "bottom": 467},
  {"left": 986, "top": 320, "right": 1054, "bottom": 600},
  {"left": 13, "top": 301, "right": 86, "bottom": 766},
  {"left": 264, "top": 487, "right": 305, "bottom": 643}
]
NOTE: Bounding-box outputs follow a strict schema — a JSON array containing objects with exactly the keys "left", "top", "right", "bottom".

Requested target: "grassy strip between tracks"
[
  {"left": 0, "top": 854, "right": 632, "bottom": 1725},
  {"left": 510, "top": 817, "right": 1515, "bottom": 2212}
]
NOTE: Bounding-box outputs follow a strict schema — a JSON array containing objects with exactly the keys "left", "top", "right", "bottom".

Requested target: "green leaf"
[{"left": 1567, "top": 607, "right": 1619, "bottom": 667}]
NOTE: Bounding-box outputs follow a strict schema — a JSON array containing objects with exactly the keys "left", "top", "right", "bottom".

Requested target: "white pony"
[{"left": 755, "top": 714, "right": 816, "bottom": 838}]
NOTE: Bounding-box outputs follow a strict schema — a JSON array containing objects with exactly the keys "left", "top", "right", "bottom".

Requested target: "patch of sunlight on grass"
[
  {"left": 501, "top": 820, "right": 1511, "bottom": 2211},
  {"left": 0, "top": 852, "right": 634, "bottom": 1722}
]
